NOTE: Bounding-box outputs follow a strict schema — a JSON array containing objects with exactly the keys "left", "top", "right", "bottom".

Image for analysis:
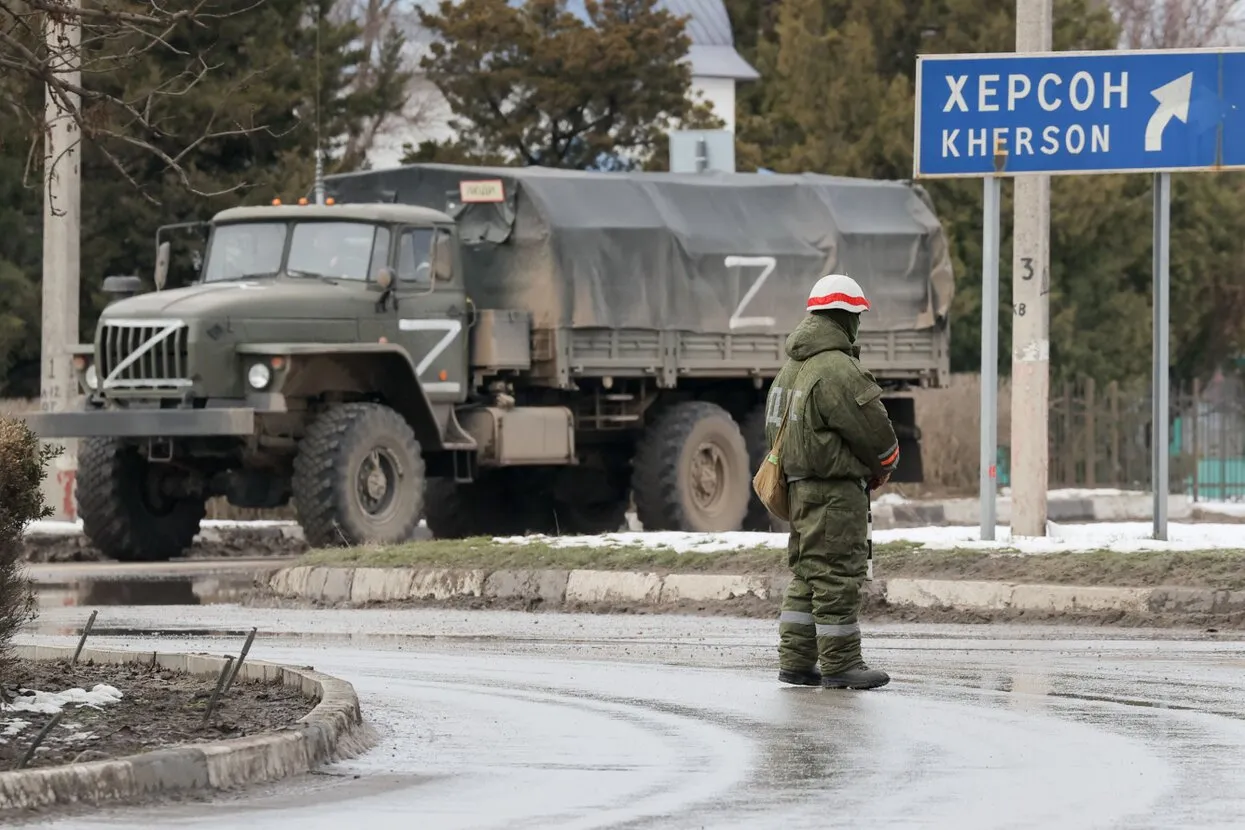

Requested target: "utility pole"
[
  {"left": 1010, "top": 0, "right": 1053, "bottom": 538},
  {"left": 40, "top": 0, "right": 82, "bottom": 521}
]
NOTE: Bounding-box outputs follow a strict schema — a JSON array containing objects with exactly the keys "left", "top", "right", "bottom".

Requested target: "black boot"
[
  {"left": 821, "top": 664, "right": 890, "bottom": 690},
  {"left": 778, "top": 668, "right": 822, "bottom": 686}
]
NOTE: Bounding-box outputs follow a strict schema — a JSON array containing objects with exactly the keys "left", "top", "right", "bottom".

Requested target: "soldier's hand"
[{"left": 869, "top": 473, "right": 891, "bottom": 491}]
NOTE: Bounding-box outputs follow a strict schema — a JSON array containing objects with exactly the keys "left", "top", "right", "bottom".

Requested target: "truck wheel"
[
  {"left": 292, "top": 403, "right": 424, "bottom": 548},
  {"left": 632, "top": 401, "right": 751, "bottom": 532},
  {"left": 424, "top": 473, "right": 524, "bottom": 539},
  {"left": 77, "top": 438, "right": 206, "bottom": 562},
  {"left": 741, "top": 404, "right": 790, "bottom": 532}
]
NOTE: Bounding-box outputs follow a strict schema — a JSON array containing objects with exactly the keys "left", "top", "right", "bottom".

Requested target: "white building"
[{"left": 367, "top": 0, "right": 758, "bottom": 169}]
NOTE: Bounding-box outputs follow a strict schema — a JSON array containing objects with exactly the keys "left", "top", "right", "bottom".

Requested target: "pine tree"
[{"left": 409, "top": 0, "right": 721, "bottom": 169}]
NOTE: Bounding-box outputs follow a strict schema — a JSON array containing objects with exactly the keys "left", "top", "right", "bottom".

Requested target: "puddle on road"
[{"left": 36, "top": 575, "right": 258, "bottom": 610}]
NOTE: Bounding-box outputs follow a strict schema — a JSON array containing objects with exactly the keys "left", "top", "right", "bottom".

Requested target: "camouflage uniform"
[{"left": 764, "top": 310, "right": 900, "bottom": 688}]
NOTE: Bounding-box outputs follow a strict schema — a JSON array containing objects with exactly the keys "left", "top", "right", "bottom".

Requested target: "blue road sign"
[{"left": 914, "top": 48, "right": 1245, "bottom": 178}]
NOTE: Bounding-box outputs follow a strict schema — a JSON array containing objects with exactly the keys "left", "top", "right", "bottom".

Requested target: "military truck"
[{"left": 26, "top": 164, "right": 953, "bottom": 561}]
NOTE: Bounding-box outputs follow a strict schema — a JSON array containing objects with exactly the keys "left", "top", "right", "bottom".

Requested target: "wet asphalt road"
[{"left": 16, "top": 598, "right": 1245, "bottom": 829}]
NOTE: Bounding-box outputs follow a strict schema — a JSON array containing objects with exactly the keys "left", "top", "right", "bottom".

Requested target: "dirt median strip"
[
  {"left": 295, "top": 539, "right": 1245, "bottom": 590},
  {"left": 0, "top": 646, "right": 372, "bottom": 816}
]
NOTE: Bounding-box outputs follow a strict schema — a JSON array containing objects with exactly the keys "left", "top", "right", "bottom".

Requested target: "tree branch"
[{"left": 0, "top": 0, "right": 286, "bottom": 198}]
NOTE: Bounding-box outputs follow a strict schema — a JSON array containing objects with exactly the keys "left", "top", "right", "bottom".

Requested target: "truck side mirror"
[
  {"left": 154, "top": 241, "right": 171, "bottom": 290},
  {"left": 433, "top": 232, "right": 453, "bottom": 281}
]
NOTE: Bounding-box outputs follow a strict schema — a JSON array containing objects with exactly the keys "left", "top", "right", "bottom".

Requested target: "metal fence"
[{"left": 1011, "top": 373, "right": 1245, "bottom": 501}]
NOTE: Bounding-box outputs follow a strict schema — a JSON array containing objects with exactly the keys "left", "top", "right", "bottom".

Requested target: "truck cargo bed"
[{"left": 529, "top": 324, "right": 948, "bottom": 389}]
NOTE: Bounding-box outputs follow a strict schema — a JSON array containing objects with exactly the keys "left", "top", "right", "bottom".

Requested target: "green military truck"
[{"left": 25, "top": 164, "right": 953, "bottom": 560}]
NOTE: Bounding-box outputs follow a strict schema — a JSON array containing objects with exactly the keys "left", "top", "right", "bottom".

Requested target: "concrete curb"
[
  {"left": 268, "top": 565, "right": 1245, "bottom": 617},
  {"left": 0, "top": 645, "right": 372, "bottom": 813}
]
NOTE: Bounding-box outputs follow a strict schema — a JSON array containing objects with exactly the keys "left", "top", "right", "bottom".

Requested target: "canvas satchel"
[{"left": 752, "top": 365, "right": 804, "bottom": 522}]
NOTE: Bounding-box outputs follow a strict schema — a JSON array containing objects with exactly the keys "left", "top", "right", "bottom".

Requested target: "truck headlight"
[
  {"left": 247, "top": 362, "right": 272, "bottom": 390},
  {"left": 84, "top": 364, "right": 99, "bottom": 391}
]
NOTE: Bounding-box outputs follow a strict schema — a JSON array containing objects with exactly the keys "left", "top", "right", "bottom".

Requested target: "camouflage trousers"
[{"left": 778, "top": 477, "right": 869, "bottom": 675}]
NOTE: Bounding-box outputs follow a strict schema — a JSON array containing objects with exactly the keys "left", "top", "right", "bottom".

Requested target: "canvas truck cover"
[{"left": 323, "top": 164, "right": 955, "bottom": 335}]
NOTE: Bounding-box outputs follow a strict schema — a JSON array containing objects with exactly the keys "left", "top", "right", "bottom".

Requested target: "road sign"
[{"left": 914, "top": 48, "right": 1245, "bottom": 178}]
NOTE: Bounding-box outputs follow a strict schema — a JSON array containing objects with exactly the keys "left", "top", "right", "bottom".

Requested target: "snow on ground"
[
  {"left": 25, "top": 519, "right": 303, "bottom": 537},
  {"left": 876, "top": 522, "right": 1245, "bottom": 553},
  {"left": 2, "top": 684, "right": 123, "bottom": 716},
  {"left": 496, "top": 521, "right": 1245, "bottom": 554},
  {"left": 0, "top": 685, "right": 123, "bottom": 745},
  {"left": 1195, "top": 502, "right": 1245, "bottom": 518}
]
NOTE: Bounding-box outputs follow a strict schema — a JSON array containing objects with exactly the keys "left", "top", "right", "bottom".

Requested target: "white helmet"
[{"left": 806, "top": 273, "right": 870, "bottom": 313}]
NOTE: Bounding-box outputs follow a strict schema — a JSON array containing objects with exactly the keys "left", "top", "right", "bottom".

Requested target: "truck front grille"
[{"left": 98, "top": 319, "right": 192, "bottom": 391}]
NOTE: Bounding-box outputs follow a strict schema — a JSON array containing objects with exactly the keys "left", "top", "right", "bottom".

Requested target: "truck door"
[{"left": 392, "top": 224, "right": 469, "bottom": 403}]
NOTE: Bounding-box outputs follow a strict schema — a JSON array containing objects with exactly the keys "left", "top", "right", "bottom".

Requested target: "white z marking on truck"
[
  {"left": 724, "top": 255, "right": 778, "bottom": 329},
  {"left": 397, "top": 318, "right": 463, "bottom": 393}
]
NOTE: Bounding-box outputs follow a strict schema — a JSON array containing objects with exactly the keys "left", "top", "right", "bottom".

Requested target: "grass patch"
[
  {"left": 294, "top": 539, "right": 1245, "bottom": 589},
  {"left": 879, "top": 547, "right": 1245, "bottom": 590}
]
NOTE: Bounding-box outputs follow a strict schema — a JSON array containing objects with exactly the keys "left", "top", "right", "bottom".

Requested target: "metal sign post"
[
  {"left": 913, "top": 46, "right": 1245, "bottom": 541},
  {"left": 1153, "top": 172, "right": 1171, "bottom": 540}
]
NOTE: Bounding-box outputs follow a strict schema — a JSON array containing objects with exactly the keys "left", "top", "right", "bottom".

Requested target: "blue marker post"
[{"left": 914, "top": 47, "right": 1245, "bottom": 541}]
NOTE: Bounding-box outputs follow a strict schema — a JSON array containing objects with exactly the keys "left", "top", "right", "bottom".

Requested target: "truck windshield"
[{"left": 204, "top": 220, "right": 390, "bottom": 283}]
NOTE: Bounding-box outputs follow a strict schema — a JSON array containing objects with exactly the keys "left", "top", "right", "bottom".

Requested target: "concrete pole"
[
  {"left": 40, "top": 0, "right": 82, "bottom": 522},
  {"left": 1009, "top": 0, "right": 1053, "bottom": 537}
]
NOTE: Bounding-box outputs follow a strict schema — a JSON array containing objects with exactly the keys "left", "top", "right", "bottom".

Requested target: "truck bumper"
[{"left": 22, "top": 408, "right": 255, "bottom": 439}]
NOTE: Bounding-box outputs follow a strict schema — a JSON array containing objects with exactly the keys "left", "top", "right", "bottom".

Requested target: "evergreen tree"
[{"left": 409, "top": 0, "right": 721, "bottom": 169}]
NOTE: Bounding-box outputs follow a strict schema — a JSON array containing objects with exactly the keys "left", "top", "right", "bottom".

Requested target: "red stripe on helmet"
[{"left": 807, "top": 292, "right": 870, "bottom": 310}]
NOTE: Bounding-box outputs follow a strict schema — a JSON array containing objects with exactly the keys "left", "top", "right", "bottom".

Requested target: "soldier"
[{"left": 765, "top": 274, "right": 900, "bottom": 690}]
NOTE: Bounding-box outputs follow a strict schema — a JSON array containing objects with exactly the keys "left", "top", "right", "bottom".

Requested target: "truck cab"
[{"left": 30, "top": 202, "right": 496, "bottom": 560}]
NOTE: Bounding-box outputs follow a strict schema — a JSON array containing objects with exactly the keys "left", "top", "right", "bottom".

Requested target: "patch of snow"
[
  {"left": 997, "top": 487, "right": 1142, "bottom": 500},
  {"left": 1194, "top": 502, "right": 1245, "bottom": 518},
  {"left": 497, "top": 521, "right": 1245, "bottom": 555},
  {"left": 24, "top": 520, "right": 83, "bottom": 537},
  {"left": 872, "top": 492, "right": 910, "bottom": 506},
  {"left": 874, "top": 522, "right": 1245, "bottom": 553},
  {"left": 26, "top": 518, "right": 423, "bottom": 536},
  {"left": 1, "top": 718, "right": 30, "bottom": 737},
  {"left": 495, "top": 530, "right": 782, "bottom": 553},
  {"left": 1, "top": 684, "right": 123, "bottom": 716}
]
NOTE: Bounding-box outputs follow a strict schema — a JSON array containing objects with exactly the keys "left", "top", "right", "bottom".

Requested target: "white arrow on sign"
[{"left": 1145, "top": 72, "right": 1194, "bottom": 152}]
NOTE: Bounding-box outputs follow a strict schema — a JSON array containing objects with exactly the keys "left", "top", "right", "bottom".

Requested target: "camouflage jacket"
[{"left": 763, "top": 314, "right": 900, "bottom": 483}]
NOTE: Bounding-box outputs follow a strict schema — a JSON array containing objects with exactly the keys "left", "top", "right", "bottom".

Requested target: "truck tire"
[
  {"left": 77, "top": 437, "right": 206, "bottom": 562},
  {"left": 424, "top": 473, "right": 525, "bottom": 539},
  {"left": 741, "top": 405, "right": 791, "bottom": 533},
  {"left": 632, "top": 401, "right": 751, "bottom": 532},
  {"left": 292, "top": 403, "right": 424, "bottom": 548}
]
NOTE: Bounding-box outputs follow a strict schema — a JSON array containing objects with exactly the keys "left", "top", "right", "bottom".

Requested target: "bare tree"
[
  {"left": 1110, "top": 0, "right": 1244, "bottom": 48},
  {"left": 0, "top": 0, "right": 278, "bottom": 198}
]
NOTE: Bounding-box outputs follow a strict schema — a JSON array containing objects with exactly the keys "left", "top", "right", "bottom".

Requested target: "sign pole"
[
  {"left": 1010, "top": 0, "right": 1053, "bottom": 538},
  {"left": 980, "top": 176, "right": 1001, "bottom": 541},
  {"left": 1152, "top": 172, "right": 1171, "bottom": 540}
]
